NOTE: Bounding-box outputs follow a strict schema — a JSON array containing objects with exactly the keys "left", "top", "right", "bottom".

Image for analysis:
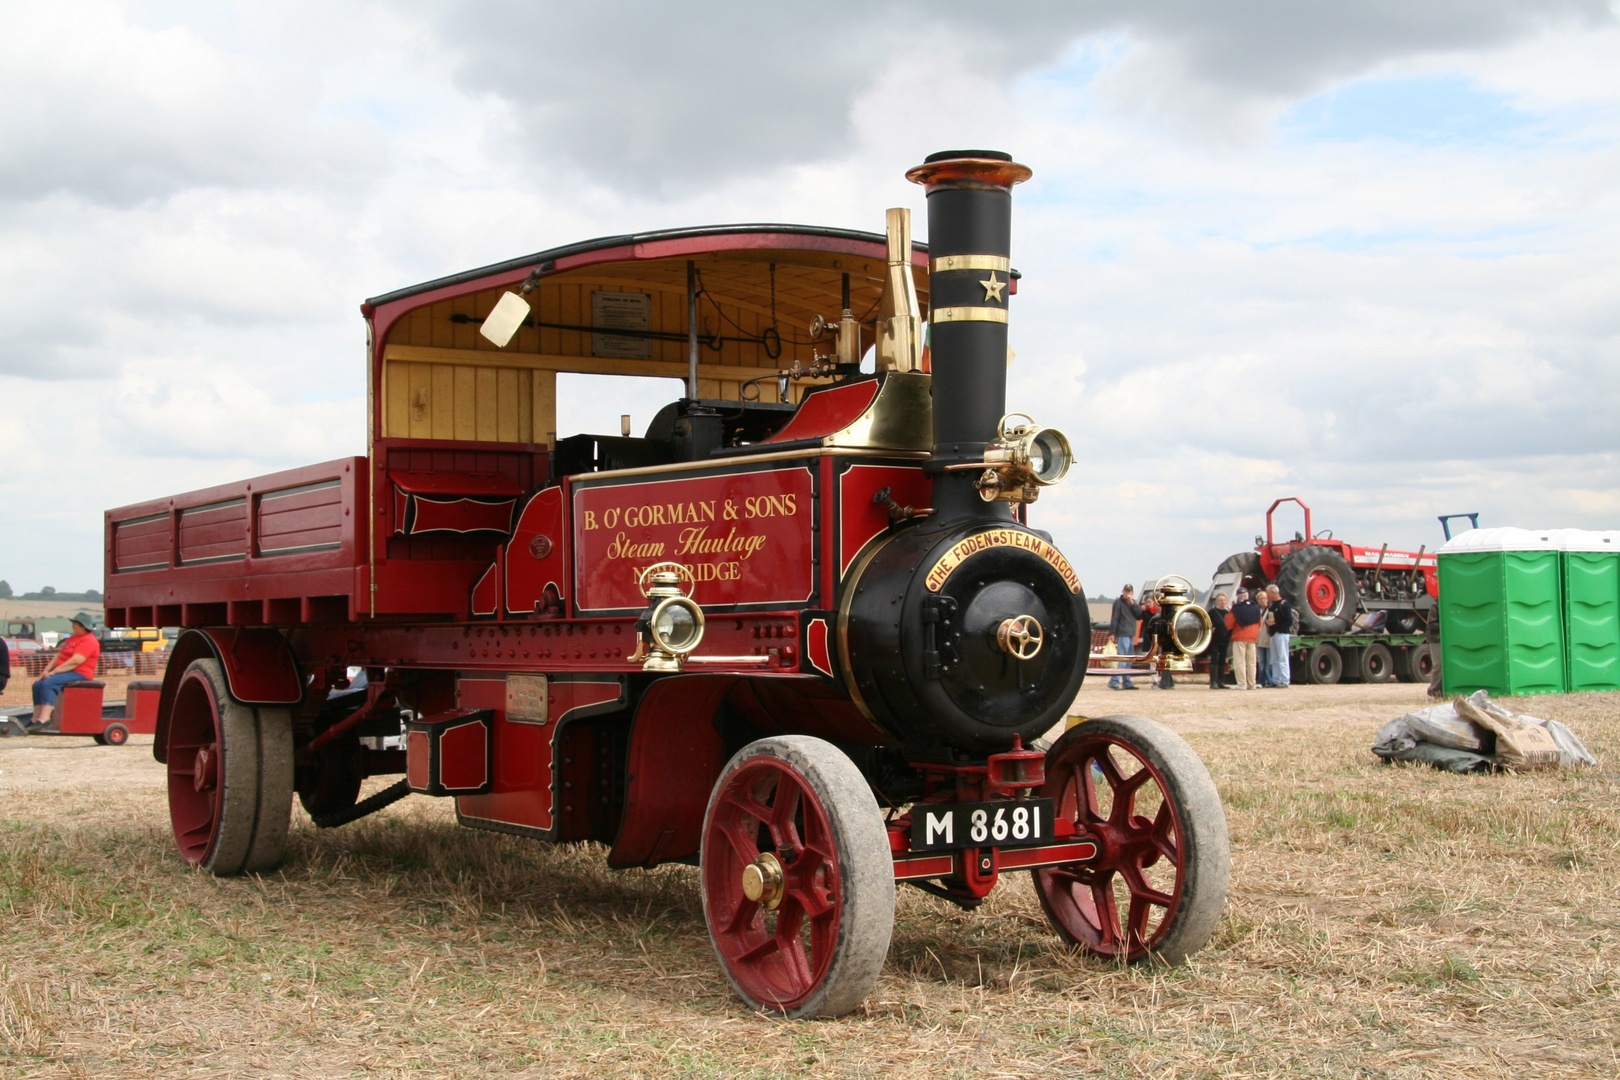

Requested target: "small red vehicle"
[
  {"left": 2, "top": 680, "right": 160, "bottom": 744},
  {"left": 105, "top": 151, "right": 1230, "bottom": 1017},
  {"left": 1213, "top": 497, "right": 1439, "bottom": 635}
]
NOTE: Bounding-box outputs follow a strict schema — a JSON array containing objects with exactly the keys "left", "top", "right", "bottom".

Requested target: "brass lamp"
[{"left": 630, "top": 563, "right": 706, "bottom": 672}]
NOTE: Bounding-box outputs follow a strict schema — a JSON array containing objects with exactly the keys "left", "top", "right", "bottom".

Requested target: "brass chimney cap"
[{"left": 906, "top": 150, "right": 1032, "bottom": 191}]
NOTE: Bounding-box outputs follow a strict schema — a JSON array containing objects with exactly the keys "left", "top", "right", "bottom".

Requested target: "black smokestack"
[{"left": 906, "top": 150, "right": 1032, "bottom": 519}]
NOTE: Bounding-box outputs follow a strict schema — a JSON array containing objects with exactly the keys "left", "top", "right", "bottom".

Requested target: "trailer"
[
  {"left": 1287, "top": 633, "right": 1434, "bottom": 685},
  {"left": 104, "top": 150, "right": 1230, "bottom": 1018}
]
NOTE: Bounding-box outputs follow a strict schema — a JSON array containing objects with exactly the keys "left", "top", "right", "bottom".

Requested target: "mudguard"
[{"left": 152, "top": 628, "right": 304, "bottom": 763}]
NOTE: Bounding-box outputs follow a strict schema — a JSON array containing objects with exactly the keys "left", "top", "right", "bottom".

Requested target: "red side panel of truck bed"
[{"left": 104, "top": 458, "right": 369, "bottom": 628}]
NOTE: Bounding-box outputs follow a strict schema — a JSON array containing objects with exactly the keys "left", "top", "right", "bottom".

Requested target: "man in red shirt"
[{"left": 29, "top": 616, "right": 101, "bottom": 730}]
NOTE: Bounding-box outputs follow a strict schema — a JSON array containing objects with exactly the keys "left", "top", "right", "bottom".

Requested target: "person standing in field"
[
  {"left": 1108, "top": 584, "right": 1144, "bottom": 691},
  {"left": 1207, "top": 592, "right": 1231, "bottom": 689},
  {"left": 1254, "top": 589, "right": 1273, "bottom": 687},
  {"left": 1225, "top": 588, "right": 1262, "bottom": 690},
  {"left": 1265, "top": 584, "right": 1294, "bottom": 688},
  {"left": 28, "top": 616, "right": 100, "bottom": 730}
]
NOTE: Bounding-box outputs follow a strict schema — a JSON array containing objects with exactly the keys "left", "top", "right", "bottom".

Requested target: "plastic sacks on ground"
[{"left": 1372, "top": 689, "right": 1597, "bottom": 774}]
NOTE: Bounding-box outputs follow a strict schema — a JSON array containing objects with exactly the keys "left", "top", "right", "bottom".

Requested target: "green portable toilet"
[
  {"left": 1438, "top": 528, "right": 1566, "bottom": 696},
  {"left": 1561, "top": 529, "right": 1620, "bottom": 692}
]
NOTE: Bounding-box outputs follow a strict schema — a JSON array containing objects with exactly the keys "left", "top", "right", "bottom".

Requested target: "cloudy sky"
[{"left": 2, "top": 0, "right": 1616, "bottom": 598}]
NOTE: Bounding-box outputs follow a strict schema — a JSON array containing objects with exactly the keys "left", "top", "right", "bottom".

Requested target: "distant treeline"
[{"left": 0, "top": 582, "right": 102, "bottom": 602}]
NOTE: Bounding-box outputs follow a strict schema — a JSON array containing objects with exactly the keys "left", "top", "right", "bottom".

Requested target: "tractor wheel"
[
  {"left": 701, "top": 736, "right": 894, "bottom": 1018},
  {"left": 101, "top": 723, "right": 130, "bottom": 746},
  {"left": 1212, "top": 552, "right": 1267, "bottom": 596},
  {"left": 1034, "top": 716, "right": 1230, "bottom": 965},
  {"left": 1395, "top": 643, "right": 1435, "bottom": 683},
  {"left": 1360, "top": 643, "right": 1394, "bottom": 684},
  {"left": 1276, "top": 547, "right": 1358, "bottom": 634},
  {"left": 1306, "top": 643, "right": 1343, "bottom": 685},
  {"left": 165, "top": 659, "right": 294, "bottom": 875},
  {"left": 1385, "top": 610, "right": 1420, "bottom": 635}
]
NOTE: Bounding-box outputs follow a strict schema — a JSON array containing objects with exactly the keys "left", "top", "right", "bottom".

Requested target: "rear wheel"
[
  {"left": 165, "top": 658, "right": 294, "bottom": 875},
  {"left": 1276, "top": 547, "right": 1358, "bottom": 634},
  {"left": 1034, "top": 716, "right": 1229, "bottom": 964},
  {"left": 1212, "top": 552, "right": 1267, "bottom": 597},
  {"left": 1395, "top": 643, "right": 1435, "bottom": 683},
  {"left": 101, "top": 723, "right": 130, "bottom": 746},
  {"left": 701, "top": 736, "right": 894, "bottom": 1018},
  {"left": 1361, "top": 643, "right": 1394, "bottom": 684},
  {"left": 1306, "top": 643, "right": 1343, "bottom": 685}
]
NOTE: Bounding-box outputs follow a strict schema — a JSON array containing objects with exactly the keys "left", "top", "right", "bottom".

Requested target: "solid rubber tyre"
[
  {"left": 701, "top": 735, "right": 895, "bottom": 1018},
  {"left": 102, "top": 723, "right": 130, "bottom": 746},
  {"left": 1306, "top": 643, "right": 1343, "bottom": 685},
  {"left": 1360, "top": 643, "right": 1394, "bottom": 683},
  {"left": 1275, "top": 547, "right": 1358, "bottom": 634},
  {"left": 165, "top": 658, "right": 294, "bottom": 875},
  {"left": 1034, "top": 715, "right": 1230, "bottom": 964}
]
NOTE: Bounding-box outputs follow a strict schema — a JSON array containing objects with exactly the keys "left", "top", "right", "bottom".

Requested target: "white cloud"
[{"left": 0, "top": 0, "right": 1616, "bottom": 599}]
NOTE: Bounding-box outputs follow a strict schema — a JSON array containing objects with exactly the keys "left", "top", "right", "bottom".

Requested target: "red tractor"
[{"left": 1212, "top": 498, "right": 1438, "bottom": 636}]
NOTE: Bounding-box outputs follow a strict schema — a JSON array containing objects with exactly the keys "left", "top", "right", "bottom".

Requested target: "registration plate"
[{"left": 908, "top": 799, "right": 1057, "bottom": 852}]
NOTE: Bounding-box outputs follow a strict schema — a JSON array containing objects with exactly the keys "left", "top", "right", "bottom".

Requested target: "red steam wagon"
[{"left": 105, "top": 151, "right": 1230, "bottom": 1017}]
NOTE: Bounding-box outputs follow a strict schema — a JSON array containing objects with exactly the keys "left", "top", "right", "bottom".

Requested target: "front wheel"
[
  {"left": 165, "top": 659, "right": 294, "bottom": 875},
  {"left": 700, "top": 736, "right": 894, "bottom": 1018},
  {"left": 1034, "top": 715, "right": 1229, "bottom": 964}
]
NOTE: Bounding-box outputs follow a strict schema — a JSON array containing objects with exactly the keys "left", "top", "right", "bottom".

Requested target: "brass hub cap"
[
  {"left": 996, "top": 614, "right": 1044, "bottom": 660},
  {"left": 740, "top": 851, "right": 786, "bottom": 910}
]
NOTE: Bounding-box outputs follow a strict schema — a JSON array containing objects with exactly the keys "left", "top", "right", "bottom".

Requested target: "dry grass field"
[{"left": 2, "top": 683, "right": 1616, "bottom": 1079}]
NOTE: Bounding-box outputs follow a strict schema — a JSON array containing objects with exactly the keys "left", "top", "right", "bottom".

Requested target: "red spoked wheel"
[
  {"left": 701, "top": 736, "right": 893, "bottom": 1018},
  {"left": 166, "top": 658, "right": 295, "bottom": 875},
  {"left": 1034, "top": 715, "right": 1229, "bottom": 964}
]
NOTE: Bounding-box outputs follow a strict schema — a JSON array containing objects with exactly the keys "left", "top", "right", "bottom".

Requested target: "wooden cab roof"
[{"left": 366, "top": 225, "right": 932, "bottom": 447}]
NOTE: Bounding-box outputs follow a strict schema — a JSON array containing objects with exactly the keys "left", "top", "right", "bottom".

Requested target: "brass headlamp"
[
  {"left": 973, "top": 413, "right": 1073, "bottom": 503},
  {"left": 1150, "top": 575, "right": 1213, "bottom": 673},
  {"left": 629, "top": 563, "right": 706, "bottom": 671}
]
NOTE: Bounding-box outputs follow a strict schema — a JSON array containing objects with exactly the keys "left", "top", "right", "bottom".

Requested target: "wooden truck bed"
[{"left": 103, "top": 458, "right": 368, "bottom": 629}]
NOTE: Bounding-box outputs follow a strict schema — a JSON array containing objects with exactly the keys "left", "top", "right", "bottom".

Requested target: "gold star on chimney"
[{"left": 980, "top": 271, "right": 1007, "bottom": 303}]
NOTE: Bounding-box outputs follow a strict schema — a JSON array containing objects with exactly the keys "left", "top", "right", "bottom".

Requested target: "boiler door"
[{"left": 839, "top": 523, "right": 1089, "bottom": 752}]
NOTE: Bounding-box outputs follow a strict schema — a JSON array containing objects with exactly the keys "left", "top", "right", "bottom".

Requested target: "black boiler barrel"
[{"left": 906, "top": 150, "right": 1032, "bottom": 520}]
